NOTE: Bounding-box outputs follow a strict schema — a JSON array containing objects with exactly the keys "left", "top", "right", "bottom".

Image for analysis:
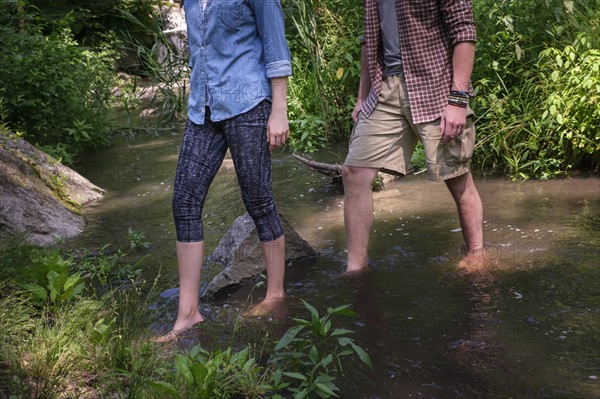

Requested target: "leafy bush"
[
  {"left": 471, "top": 0, "right": 600, "bottom": 178},
  {"left": 20, "top": 251, "right": 85, "bottom": 308},
  {"left": 0, "top": 26, "right": 115, "bottom": 157},
  {"left": 153, "top": 346, "right": 267, "bottom": 399}
]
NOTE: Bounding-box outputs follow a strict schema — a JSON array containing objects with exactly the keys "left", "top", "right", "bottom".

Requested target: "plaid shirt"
[{"left": 362, "top": 0, "right": 477, "bottom": 124}]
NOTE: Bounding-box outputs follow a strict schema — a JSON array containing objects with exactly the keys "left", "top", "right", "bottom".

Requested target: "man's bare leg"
[
  {"left": 172, "top": 241, "right": 205, "bottom": 331},
  {"left": 245, "top": 235, "right": 287, "bottom": 317},
  {"left": 343, "top": 165, "right": 379, "bottom": 273},
  {"left": 445, "top": 172, "right": 486, "bottom": 270}
]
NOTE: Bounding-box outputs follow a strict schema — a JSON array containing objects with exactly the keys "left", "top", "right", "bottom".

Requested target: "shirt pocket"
[
  {"left": 217, "top": 1, "right": 244, "bottom": 31},
  {"left": 408, "top": 1, "right": 438, "bottom": 20}
]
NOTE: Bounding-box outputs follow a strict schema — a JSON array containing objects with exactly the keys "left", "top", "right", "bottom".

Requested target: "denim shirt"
[{"left": 184, "top": 0, "right": 292, "bottom": 124}]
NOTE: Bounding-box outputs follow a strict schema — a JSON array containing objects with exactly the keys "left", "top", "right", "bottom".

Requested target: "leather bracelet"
[
  {"left": 448, "top": 99, "right": 468, "bottom": 108},
  {"left": 449, "top": 89, "right": 470, "bottom": 99}
]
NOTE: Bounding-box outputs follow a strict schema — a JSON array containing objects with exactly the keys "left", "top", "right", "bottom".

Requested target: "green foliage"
[
  {"left": 471, "top": 0, "right": 600, "bottom": 178},
  {"left": 284, "top": 0, "right": 362, "bottom": 153},
  {"left": 20, "top": 251, "right": 85, "bottom": 308},
  {"left": 269, "top": 300, "right": 372, "bottom": 398},
  {"left": 0, "top": 25, "right": 116, "bottom": 158},
  {"left": 538, "top": 37, "right": 600, "bottom": 157},
  {"left": 1, "top": 234, "right": 370, "bottom": 399},
  {"left": 75, "top": 245, "right": 143, "bottom": 290},
  {"left": 153, "top": 346, "right": 266, "bottom": 399},
  {"left": 126, "top": 227, "right": 151, "bottom": 251}
]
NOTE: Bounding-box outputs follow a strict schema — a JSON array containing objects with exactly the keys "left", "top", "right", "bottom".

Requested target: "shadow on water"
[{"left": 71, "top": 129, "right": 600, "bottom": 398}]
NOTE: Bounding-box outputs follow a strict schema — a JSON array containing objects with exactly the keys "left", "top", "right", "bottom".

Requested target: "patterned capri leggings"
[{"left": 173, "top": 100, "right": 283, "bottom": 243}]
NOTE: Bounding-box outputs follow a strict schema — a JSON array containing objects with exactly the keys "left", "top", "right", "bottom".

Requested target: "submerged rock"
[
  {"left": 201, "top": 212, "right": 316, "bottom": 299},
  {"left": 0, "top": 134, "right": 104, "bottom": 245}
]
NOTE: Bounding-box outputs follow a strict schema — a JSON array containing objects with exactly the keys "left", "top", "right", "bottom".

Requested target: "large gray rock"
[
  {"left": 0, "top": 134, "right": 104, "bottom": 245},
  {"left": 202, "top": 213, "right": 316, "bottom": 299}
]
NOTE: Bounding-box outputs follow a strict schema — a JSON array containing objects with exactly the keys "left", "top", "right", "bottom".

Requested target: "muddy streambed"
[{"left": 71, "top": 129, "right": 600, "bottom": 398}]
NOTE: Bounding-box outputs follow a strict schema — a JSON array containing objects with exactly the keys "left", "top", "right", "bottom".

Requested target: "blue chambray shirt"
[{"left": 184, "top": 0, "right": 292, "bottom": 125}]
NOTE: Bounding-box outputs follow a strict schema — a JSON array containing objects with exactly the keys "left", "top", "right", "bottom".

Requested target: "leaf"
[
  {"left": 515, "top": 43, "right": 523, "bottom": 60},
  {"left": 175, "top": 355, "right": 193, "bottom": 384},
  {"left": 63, "top": 272, "right": 82, "bottom": 291},
  {"left": 323, "top": 319, "right": 331, "bottom": 335},
  {"left": 189, "top": 344, "right": 203, "bottom": 360},
  {"left": 327, "top": 304, "right": 351, "bottom": 314},
  {"left": 293, "top": 391, "right": 308, "bottom": 399},
  {"left": 319, "top": 354, "right": 333, "bottom": 368},
  {"left": 327, "top": 305, "right": 357, "bottom": 318},
  {"left": 349, "top": 341, "right": 372, "bottom": 369},
  {"left": 282, "top": 372, "right": 307, "bottom": 381},
  {"left": 315, "top": 374, "right": 336, "bottom": 383},
  {"left": 190, "top": 362, "right": 208, "bottom": 386},
  {"left": 275, "top": 325, "right": 305, "bottom": 351},
  {"left": 150, "top": 381, "right": 180, "bottom": 398},
  {"left": 309, "top": 345, "right": 318, "bottom": 364},
  {"left": 301, "top": 299, "right": 320, "bottom": 322},
  {"left": 21, "top": 283, "right": 47, "bottom": 303},
  {"left": 336, "top": 68, "right": 344, "bottom": 80},
  {"left": 316, "top": 382, "right": 339, "bottom": 397},
  {"left": 330, "top": 328, "right": 354, "bottom": 337}
]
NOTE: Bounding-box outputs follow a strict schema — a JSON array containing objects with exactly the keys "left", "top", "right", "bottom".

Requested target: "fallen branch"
[{"left": 291, "top": 154, "right": 342, "bottom": 178}]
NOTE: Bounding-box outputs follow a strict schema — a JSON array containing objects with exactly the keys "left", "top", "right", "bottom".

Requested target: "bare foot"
[
  {"left": 154, "top": 313, "right": 204, "bottom": 343},
  {"left": 457, "top": 248, "right": 496, "bottom": 274},
  {"left": 154, "top": 319, "right": 204, "bottom": 344},
  {"left": 173, "top": 312, "right": 204, "bottom": 332},
  {"left": 244, "top": 296, "right": 288, "bottom": 319},
  {"left": 342, "top": 264, "right": 372, "bottom": 278}
]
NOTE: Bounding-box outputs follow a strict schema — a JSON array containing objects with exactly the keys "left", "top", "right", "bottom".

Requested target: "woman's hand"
[
  {"left": 267, "top": 108, "right": 289, "bottom": 151},
  {"left": 268, "top": 77, "right": 289, "bottom": 151}
]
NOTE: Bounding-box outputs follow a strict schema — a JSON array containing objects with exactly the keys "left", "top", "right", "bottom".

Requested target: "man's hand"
[
  {"left": 352, "top": 99, "right": 363, "bottom": 123},
  {"left": 440, "top": 105, "right": 467, "bottom": 143},
  {"left": 266, "top": 108, "right": 289, "bottom": 151}
]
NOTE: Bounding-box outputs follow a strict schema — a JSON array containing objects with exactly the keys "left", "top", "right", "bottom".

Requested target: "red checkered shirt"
[{"left": 361, "top": 0, "right": 477, "bottom": 124}]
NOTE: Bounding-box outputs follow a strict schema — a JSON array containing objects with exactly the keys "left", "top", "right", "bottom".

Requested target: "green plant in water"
[
  {"left": 126, "top": 227, "right": 151, "bottom": 251},
  {"left": 269, "top": 300, "right": 372, "bottom": 399}
]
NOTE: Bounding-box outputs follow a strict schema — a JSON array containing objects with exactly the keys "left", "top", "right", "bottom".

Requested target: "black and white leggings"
[{"left": 173, "top": 100, "right": 283, "bottom": 243}]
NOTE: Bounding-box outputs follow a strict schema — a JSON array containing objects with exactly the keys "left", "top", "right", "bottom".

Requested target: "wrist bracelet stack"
[{"left": 448, "top": 90, "right": 469, "bottom": 108}]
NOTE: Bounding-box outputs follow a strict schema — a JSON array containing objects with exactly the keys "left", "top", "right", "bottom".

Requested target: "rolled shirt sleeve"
[
  {"left": 440, "top": 0, "right": 477, "bottom": 46},
  {"left": 251, "top": 0, "right": 292, "bottom": 78}
]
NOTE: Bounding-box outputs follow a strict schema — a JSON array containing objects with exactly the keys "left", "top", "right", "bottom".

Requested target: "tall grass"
[{"left": 283, "top": 0, "right": 362, "bottom": 152}]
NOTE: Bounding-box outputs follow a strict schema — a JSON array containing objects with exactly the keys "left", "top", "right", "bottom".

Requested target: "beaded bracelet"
[{"left": 448, "top": 89, "right": 470, "bottom": 108}]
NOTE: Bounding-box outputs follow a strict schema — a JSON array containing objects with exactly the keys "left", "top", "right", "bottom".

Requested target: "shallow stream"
[{"left": 71, "top": 128, "right": 600, "bottom": 398}]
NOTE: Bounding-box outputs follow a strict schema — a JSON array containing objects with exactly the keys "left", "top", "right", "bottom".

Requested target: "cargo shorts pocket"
[{"left": 444, "top": 109, "right": 476, "bottom": 167}]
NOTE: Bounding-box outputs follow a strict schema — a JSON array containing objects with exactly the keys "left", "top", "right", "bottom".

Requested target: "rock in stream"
[{"left": 201, "top": 212, "right": 316, "bottom": 299}]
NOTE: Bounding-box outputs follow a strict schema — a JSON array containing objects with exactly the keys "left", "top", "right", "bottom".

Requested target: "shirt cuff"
[
  {"left": 265, "top": 60, "right": 292, "bottom": 78},
  {"left": 452, "top": 29, "right": 477, "bottom": 47}
]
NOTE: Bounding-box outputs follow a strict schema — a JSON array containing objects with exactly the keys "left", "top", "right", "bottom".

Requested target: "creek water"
[{"left": 71, "top": 127, "right": 599, "bottom": 399}]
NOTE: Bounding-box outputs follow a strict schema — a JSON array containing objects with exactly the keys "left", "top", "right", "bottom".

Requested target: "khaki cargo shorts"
[{"left": 345, "top": 74, "right": 475, "bottom": 181}]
